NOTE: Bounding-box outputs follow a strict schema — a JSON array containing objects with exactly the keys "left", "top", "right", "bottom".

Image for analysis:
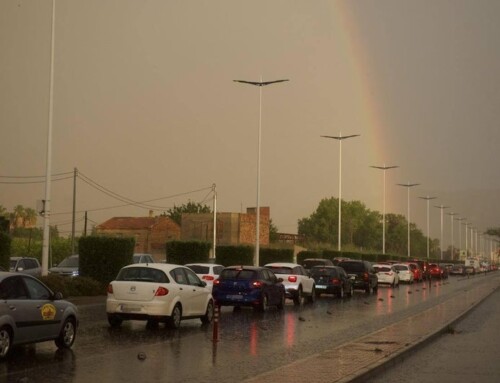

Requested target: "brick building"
[
  {"left": 95, "top": 215, "right": 180, "bottom": 261},
  {"left": 181, "top": 207, "right": 270, "bottom": 246}
]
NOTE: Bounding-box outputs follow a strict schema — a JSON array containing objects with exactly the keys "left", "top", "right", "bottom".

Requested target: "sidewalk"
[{"left": 244, "top": 274, "right": 500, "bottom": 383}]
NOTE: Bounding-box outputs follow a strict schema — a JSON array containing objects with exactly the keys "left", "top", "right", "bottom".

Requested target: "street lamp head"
[
  {"left": 321, "top": 134, "right": 360, "bottom": 140},
  {"left": 370, "top": 165, "right": 399, "bottom": 170},
  {"left": 419, "top": 196, "right": 437, "bottom": 200},
  {"left": 397, "top": 183, "right": 420, "bottom": 188},
  {"left": 233, "top": 79, "right": 290, "bottom": 86}
]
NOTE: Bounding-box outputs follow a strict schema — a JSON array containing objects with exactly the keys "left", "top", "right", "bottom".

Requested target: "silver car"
[
  {"left": 0, "top": 272, "right": 78, "bottom": 359},
  {"left": 49, "top": 254, "right": 79, "bottom": 277},
  {"left": 9, "top": 257, "right": 42, "bottom": 277}
]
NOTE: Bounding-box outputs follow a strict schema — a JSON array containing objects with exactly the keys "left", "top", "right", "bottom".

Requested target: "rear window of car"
[
  {"left": 266, "top": 266, "right": 293, "bottom": 274},
  {"left": 220, "top": 269, "right": 257, "bottom": 280},
  {"left": 303, "top": 259, "right": 332, "bottom": 269},
  {"left": 116, "top": 267, "right": 169, "bottom": 283},
  {"left": 187, "top": 265, "right": 210, "bottom": 274},
  {"left": 393, "top": 265, "right": 408, "bottom": 271},
  {"left": 310, "top": 267, "right": 337, "bottom": 277},
  {"left": 375, "top": 266, "right": 391, "bottom": 272},
  {"left": 59, "top": 256, "right": 79, "bottom": 267},
  {"left": 338, "top": 262, "right": 364, "bottom": 272}
]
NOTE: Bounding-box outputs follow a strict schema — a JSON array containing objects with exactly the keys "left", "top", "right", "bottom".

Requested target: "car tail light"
[
  {"left": 155, "top": 287, "right": 169, "bottom": 296},
  {"left": 107, "top": 284, "right": 113, "bottom": 294},
  {"left": 202, "top": 275, "right": 215, "bottom": 281},
  {"left": 288, "top": 276, "right": 297, "bottom": 283},
  {"left": 252, "top": 281, "right": 263, "bottom": 288},
  {"left": 213, "top": 279, "right": 220, "bottom": 286},
  {"left": 330, "top": 278, "right": 341, "bottom": 285}
]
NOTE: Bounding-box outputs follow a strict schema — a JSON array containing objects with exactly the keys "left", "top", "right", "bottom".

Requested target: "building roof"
[{"left": 96, "top": 216, "right": 176, "bottom": 230}]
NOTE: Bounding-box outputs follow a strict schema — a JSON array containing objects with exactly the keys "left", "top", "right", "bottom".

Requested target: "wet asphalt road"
[{"left": 0, "top": 273, "right": 495, "bottom": 383}]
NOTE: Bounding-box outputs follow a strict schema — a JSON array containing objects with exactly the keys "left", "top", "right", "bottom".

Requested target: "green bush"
[
  {"left": 216, "top": 245, "right": 253, "bottom": 266},
  {"left": 296, "top": 250, "right": 322, "bottom": 264},
  {"left": 41, "top": 274, "right": 105, "bottom": 298},
  {"left": 79, "top": 236, "right": 135, "bottom": 285},
  {"left": 0, "top": 233, "right": 10, "bottom": 271},
  {"left": 260, "top": 248, "right": 294, "bottom": 265},
  {"left": 166, "top": 240, "right": 211, "bottom": 264}
]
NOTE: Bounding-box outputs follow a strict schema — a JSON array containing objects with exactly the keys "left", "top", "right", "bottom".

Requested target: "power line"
[
  {"left": 0, "top": 175, "right": 73, "bottom": 184},
  {"left": 0, "top": 171, "right": 73, "bottom": 179}
]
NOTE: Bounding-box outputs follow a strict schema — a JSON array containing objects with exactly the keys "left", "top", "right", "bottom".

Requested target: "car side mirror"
[{"left": 53, "top": 292, "right": 64, "bottom": 300}]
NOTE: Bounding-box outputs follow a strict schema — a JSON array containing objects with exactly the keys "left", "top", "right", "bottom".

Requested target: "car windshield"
[
  {"left": 219, "top": 269, "right": 257, "bottom": 280},
  {"left": 310, "top": 267, "right": 337, "bottom": 277},
  {"left": 116, "top": 267, "right": 169, "bottom": 283},
  {"left": 339, "top": 262, "right": 364, "bottom": 272},
  {"left": 187, "top": 265, "right": 210, "bottom": 274},
  {"left": 58, "top": 256, "right": 79, "bottom": 268},
  {"left": 266, "top": 266, "right": 293, "bottom": 274}
]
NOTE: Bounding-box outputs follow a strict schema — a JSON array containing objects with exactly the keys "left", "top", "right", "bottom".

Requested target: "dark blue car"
[{"left": 212, "top": 266, "right": 285, "bottom": 311}]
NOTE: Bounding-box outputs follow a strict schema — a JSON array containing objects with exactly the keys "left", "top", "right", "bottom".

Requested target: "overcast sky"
[{"left": 1, "top": 0, "right": 499, "bottom": 249}]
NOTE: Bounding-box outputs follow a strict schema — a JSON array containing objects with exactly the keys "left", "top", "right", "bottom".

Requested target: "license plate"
[
  {"left": 316, "top": 285, "right": 327, "bottom": 289},
  {"left": 121, "top": 304, "right": 141, "bottom": 312},
  {"left": 227, "top": 294, "right": 243, "bottom": 300}
]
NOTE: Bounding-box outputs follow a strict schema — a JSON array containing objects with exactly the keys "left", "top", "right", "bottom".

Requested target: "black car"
[
  {"left": 309, "top": 266, "right": 354, "bottom": 298},
  {"left": 212, "top": 266, "right": 285, "bottom": 311},
  {"left": 337, "top": 260, "right": 378, "bottom": 293}
]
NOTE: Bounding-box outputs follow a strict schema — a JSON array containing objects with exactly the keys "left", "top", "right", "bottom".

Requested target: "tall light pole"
[
  {"left": 370, "top": 164, "right": 399, "bottom": 254},
  {"left": 234, "top": 77, "right": 289, "bottom": 266},
  {"left": 455, "top": 217, "right": 466, "bottom": 258},
  {"left": 447, "top": 212, "right": 458, "bottom": 260},
  {"left": 397, "top": 182, "right": 420, "bottom": 258},
  {"left": 321, "top": 133, "right": 360, "bottom": 251},
  {"left": 419, "top": 196, "right": 436, "bottom": 260},
  {"left": 434, "top": 205, "right": 450, "bottom": 260},
  {"left": 42, "top": 0, "right": 56, "bottom": 276}
]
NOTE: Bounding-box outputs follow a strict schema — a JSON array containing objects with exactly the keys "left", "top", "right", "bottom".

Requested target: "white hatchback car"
[
  {"left": 392, "top": 263, "right": 414, "bottom": 284},
  {"left": 106, "top": 263, "right": 214, "bottom": 329},
  {"left": 264, "top": 262, "right": 316, "bottom": 305},
  {"left": 373, "top": 264, "right": 400, "bottom": 287},
  {"left": 185, "top": 263, "right": 224, "bottom": 290}
]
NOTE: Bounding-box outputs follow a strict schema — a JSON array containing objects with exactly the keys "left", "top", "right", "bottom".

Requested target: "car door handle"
[{"left": 8, "top": 305, "right": 16, "bottom": 311}]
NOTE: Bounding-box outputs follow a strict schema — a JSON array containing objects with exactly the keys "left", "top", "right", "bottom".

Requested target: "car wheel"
[
  {"left": 277, "top": 292, "right": 285, "bottom": 311},
  {"left": 257, "top": 294, "right": 269, "bottom": 312},
  {"left": 307, "top": 286, "right": 316, "bottom": 303},
  {"left": 107, "top": 314, "right": 123, "bottom": 328},
  {"left": 55, "top": 317, "right": 76, "bottom": 349},
  {"left": 201, "top": 300, "right": 214, "bottom": 324},
  {"left": 337, "top": 286, "right": 344, "bottom": 299},
  {"left": 0, "top": 326, "right": 12, "bottom": 360},
  {"left": 167, "top": 304, "right": 182, "bottom": 329},
  {"left": 293, "top": 287, "right": 303, "bottom": 306},
  {"left": 348, "top": 284, "right": 354, "bottom": 297}
]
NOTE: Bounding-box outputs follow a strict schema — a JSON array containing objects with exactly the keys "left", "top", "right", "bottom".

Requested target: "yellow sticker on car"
[{"left": 41, "top": 304, "right": 57, "bottom": 320}]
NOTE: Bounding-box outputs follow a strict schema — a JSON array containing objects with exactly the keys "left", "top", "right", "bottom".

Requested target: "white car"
[
  {"left": 373, "top": 264, "right": 400, "bottom": 287},
  {"left": 264, "top": 262, "right": 316, "bottom": 305},
  {"left": 185, "top": 263, "right": 224, "bottom": 290},
  {"left": 392, "top": 263, "right": 414, "bottom": 284},
  {"left": 106, "top": 263, "right": 214, "bottom": 329}
]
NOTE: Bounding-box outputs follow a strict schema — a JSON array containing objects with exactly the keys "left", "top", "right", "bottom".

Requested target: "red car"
[
  {"left": 407, "top": 262, "right": 423, "bottom": 282},
  {"left": 428, "top": 263, "right": 448, "bottom": 279}
]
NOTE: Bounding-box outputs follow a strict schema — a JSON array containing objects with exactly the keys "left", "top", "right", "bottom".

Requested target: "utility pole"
[{"left": 71, "top": 167, "right": 77, "bottom": 254}]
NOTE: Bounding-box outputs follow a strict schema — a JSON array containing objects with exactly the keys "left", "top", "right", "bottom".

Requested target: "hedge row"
[{"left": 0, "top": 233, "right": 11, "bottom": 271}]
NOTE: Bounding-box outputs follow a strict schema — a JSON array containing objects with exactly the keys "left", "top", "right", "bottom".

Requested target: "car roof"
[
  {"left": 185, "top": 263, "right": 224, "bottom": 267},
  {"left": 264, "top": 262, "right": 301, "bottom": 268},
  {"left": 373, "top": 263, "right": 393, "bottom": 267},
  {"left": 121, "top": 263, "right": 186, "bottom": 272},
  {"left": 310, "top": 265, "right": 342, "bottom": 270},
  {"left": 223, "top": 265, "right": 265, "bottom": 271}
]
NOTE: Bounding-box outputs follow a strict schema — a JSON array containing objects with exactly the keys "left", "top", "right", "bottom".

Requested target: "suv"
[
  {"left": 337, "top": 260, "right": 378, "bottom": 293},
  {"left": 9, "top": 257, "right": 42, "bottom": 277},
  {"left": 301, "top": 258, "right": 333, "bottom": 274}
]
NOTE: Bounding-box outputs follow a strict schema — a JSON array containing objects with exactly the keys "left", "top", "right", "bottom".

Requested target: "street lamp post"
[
  {"left": 419, "top": 196, "right": 436, "bottom": 260},
  {"left": 42, "top": 0, "right": 56, "bottom": 276},
  {"left": 321, "top": 133, "right": 360, "bottom": 251},
  {"left": 447, "top": 212, "right": 458, "bottom": 260},
  {"left": 370, "top": 165, "right": 399, "bottom": 254},
  {"left": 434, "top": 205, "right": 450, "bottom": 260},
  {"left": 455, "top": 217, "right": 466, "bottom": 258},
  {"left": 234, "top": 77, "right": 289, "bottom": 266},
  {"left": 397, "top": 182, "right": 420, "bottom": 258}
]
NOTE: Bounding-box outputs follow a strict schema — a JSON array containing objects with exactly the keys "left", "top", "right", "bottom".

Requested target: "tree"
[
  {"left": 485, "top": 228, "right": 500, "bottom": 238},
  {"left": 164, "top": 202, "right": 212, "bottom": 225},
  {"left": 269, "top": 219, "right": 279, "bottom": 243}
]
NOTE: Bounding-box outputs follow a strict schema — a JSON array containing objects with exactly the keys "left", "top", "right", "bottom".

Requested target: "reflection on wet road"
[{"left": 0, "top": 274, "right": 493, "bottom": 383}]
